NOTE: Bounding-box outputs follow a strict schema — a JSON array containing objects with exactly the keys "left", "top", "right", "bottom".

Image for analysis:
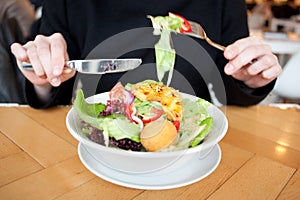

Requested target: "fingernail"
[
  {"left": 262, "top": 70, "right": 273, "bottom": 79},
  {"left": 63, "top": 68, "right": 73, "bottom": 74},
  {"left": 51, "top": 77, "right": 61, "bottom": 86},
  {"left": 226, "top": 50, "right": 234, "bottom": 58},
  {"left": 225, "top": 63, "right": 234, "bottom": 74},
  {"left": 225, "top": 48, "right": 235, "bottom": 59}
]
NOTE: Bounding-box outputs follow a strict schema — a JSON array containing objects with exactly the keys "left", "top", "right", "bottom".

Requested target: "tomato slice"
[
  {"left": 168, "top": 12, "right": 192, "bottom": 33},
  {"left": 141, "top": 107, "right": 163, "bottom": 124}
]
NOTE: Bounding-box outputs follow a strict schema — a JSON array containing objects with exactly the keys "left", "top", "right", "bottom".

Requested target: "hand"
[
  {"left": 11, "top": 33, "right": 76, "bottom": 87},
  {"left": 223, "top": 36, "right": 282, "bottom": 88}
]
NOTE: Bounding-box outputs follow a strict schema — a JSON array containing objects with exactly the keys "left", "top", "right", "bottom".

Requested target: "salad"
[
  {"left": 72, "top": 13, "right": 210, "bottom": 152},
  {"left": 148, "top": 12, "right": 192, "bottom": 86},
  {"left": 73, "top": 80, "right": 213, "bottom": 152}
]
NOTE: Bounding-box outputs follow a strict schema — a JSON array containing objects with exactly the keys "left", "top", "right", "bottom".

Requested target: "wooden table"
[{"left": 0, "top": 105, "right": 299, "bottom": 199}]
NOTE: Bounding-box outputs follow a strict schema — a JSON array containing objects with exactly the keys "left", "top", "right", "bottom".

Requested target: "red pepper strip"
[
  {"left": 141, "top": 107, "right": 164, "bottom": 124},
  {"left": 168, "top": 12, "right": 192, "bottom": 33},
  {"left": 173, "top": 120, "right": 180, "bottom": 132}
]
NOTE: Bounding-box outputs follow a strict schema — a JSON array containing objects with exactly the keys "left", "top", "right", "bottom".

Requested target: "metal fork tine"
[{"left": 188, "top": 21, "right": 205, "bottom": 39}]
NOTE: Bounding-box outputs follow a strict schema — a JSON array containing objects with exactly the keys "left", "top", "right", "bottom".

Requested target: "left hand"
[{"left": 223, "top": 36, "right": 282, "bottom": 88}]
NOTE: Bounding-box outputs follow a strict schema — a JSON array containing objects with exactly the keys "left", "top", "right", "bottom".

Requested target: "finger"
[
  {"left": 244, "top": 75, "right": 267, "bottom": 88},
  {"left": 24, "top": 41, "right": 45, "bottom": 77},
  {"left": 225, "top": 44, "right": 272, "bottom": 75},
  {"left": 34, "top": 35, "right": 52, "bottom": 76},
  {"left": 60, "top": 69, "right": 76, "bottom": 82},
  {"left": 243, "top": 73, "right": 278, "bottom": 88},
  {"left": 262, "top": 62, "right": 282, "bottom": 80},
  {"left": 62, "top": 52, "right": 73, "bottom": 74},
  {"left": 246, "top": 54, "right": 278, "bottom": 76},
  {"left": 10, "top": 43, "right": 28, "bottom": 62},
  {"left": 49, "top": 33, "right": 67, "bottom": 76},
  {"left": 235, "top": 62, "right": 281, "bottom": 88},
  {"left": 224, "top": 36, "right": 261, "bottom": 60},
  {"left": 230, "top": 66, "right": 253, "bottom": 82}
]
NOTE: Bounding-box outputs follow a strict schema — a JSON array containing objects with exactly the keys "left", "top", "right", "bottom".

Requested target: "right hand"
[{"left": 11, "top": 33, "right": 76, "bottom": 87}]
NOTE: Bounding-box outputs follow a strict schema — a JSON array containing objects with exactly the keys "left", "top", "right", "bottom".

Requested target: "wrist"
[{"left": 33, "top": 85, "right": 53, "bottom": 103}]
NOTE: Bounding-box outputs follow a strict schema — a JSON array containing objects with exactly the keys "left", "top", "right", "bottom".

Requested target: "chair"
[
  {"left": 0, "top": 17, "right": 27, "bottom": 103},
  {"left": 273, "top": 51, "right": 300, "bottom": 101}
]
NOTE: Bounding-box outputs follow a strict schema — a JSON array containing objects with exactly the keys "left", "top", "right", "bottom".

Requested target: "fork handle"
[{"left": 206, "top": 37, "right": 225, "bottom": 51}]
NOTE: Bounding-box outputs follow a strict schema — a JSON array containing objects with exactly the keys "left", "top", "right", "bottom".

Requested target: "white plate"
[{"left": 78, "top": 142, "right": 222, "bottom": 190}]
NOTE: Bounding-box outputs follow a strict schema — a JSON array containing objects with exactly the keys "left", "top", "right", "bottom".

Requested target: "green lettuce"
[
  {"left": 175, "top": 98, "right": 213, "bottom": 149},
  {"left": 189, "top": 117, "right": 213, "bottom": 147},
  {"left": 73, "top": 89, "right": 106, "bottom": 130},
  {"left": 155, "top": 29, "right": 175, "bottom": 86},
  {"left": 102, "top": 118, "right": 140, "bottom": 143},
  {"left": 148, "top": 15, "right": 183, "bottom": 86},
  {"left": 73, "top": 89, "right": 140, "bottom": 146}
]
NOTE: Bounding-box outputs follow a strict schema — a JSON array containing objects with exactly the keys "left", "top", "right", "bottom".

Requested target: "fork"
[{"left": 184, "top": 20, "right": 225, "bottom": 51}]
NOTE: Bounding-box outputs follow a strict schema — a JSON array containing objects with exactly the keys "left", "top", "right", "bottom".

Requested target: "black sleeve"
[
  {"left": 216, "top": 0, "right": 275, "bottom": 106},
  {"left": 25, "top": 77, "right": 75, "bottom": 109},
  {"left": 26, "top": 0, "right": 79, "bottom": 108},
  {"left": 29, "top": 0, "right": 80, "bottom": 59}
]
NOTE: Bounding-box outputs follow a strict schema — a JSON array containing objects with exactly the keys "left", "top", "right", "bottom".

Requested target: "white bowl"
[{"left": 66, "top": 92, "right": 228, "bottom": 174}]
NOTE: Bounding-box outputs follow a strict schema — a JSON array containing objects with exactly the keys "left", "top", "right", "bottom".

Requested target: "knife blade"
[{"left": 21, "top": 58, "right": 142, "bottom": 74}]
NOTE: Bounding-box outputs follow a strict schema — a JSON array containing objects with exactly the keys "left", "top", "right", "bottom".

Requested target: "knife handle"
[
  {"left": 21, "top": 62, "right": 74, "bottom": 74},
  {"left": 21, "top": 62, "right": 35, "bottom": 70}
]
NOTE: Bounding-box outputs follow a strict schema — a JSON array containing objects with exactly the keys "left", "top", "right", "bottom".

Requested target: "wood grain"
[
  {"left": 224, "top": 106, "right": 300, "bottom": 151},
  {"left": 16, "top": 106, "right": 78, "bottom": 146},
  {"left": 277, "top": 169, "right": 300, "bottom": 200},
  {"left": 208, "top": 156, "right": 295, "bottom": 200},
  {"left": 0, "top": 105, "right": 299, "bottom": 200},
  {"left": 0, "top": 152, "right": 43, "bottom": 187},
  {"left": 0, "top": 107, "right": 76, "bottom": 167},
  {"left": 0, "top": 156, "right": 94, "bottom": 200},
  {"left": 138, "top": 142, "right": 254, "bottom": 200}
]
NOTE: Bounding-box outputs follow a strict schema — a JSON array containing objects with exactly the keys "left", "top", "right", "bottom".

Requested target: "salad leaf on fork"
[{"left": 148, "top": 12, "right": 191, "bottom": 86}]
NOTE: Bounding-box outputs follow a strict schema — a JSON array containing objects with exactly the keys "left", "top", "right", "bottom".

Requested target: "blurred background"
[{"left": 246, "top": 0, "right": 300, "bottom": 105}]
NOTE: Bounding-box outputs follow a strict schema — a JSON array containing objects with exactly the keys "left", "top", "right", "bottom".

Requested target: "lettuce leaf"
[
  {"left": 73, "top": 89, "right": 106, "bottom": 130},
  {"left": 102, "top": 118, "right": 140, "bottom": 143},
  {"left": 155, "top": 29, "right": 175, "bottom": 86},
  {"left": 149, "top": 15, "right": 183, "bottom": 86},
  {"left": 73, "top": 89, "right": 140, "bottom": 145},
  {"left": 189, "top": 117, "right": 213, "bottom": 147},
  {"left": 174, "top": 98, "right": 213, "bottom": 149}
]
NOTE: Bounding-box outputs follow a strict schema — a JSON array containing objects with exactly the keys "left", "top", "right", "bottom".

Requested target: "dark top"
[
  {"left": 29, "top": 0, "right": 45, "bottom": 10},
  {"left": 26, "top": 0, "right": 275, "bottom": 108}
]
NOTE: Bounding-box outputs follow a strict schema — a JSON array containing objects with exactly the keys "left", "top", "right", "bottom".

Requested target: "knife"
[{"left": 21, "top": 58, "right": 142, "bottom": 74}]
